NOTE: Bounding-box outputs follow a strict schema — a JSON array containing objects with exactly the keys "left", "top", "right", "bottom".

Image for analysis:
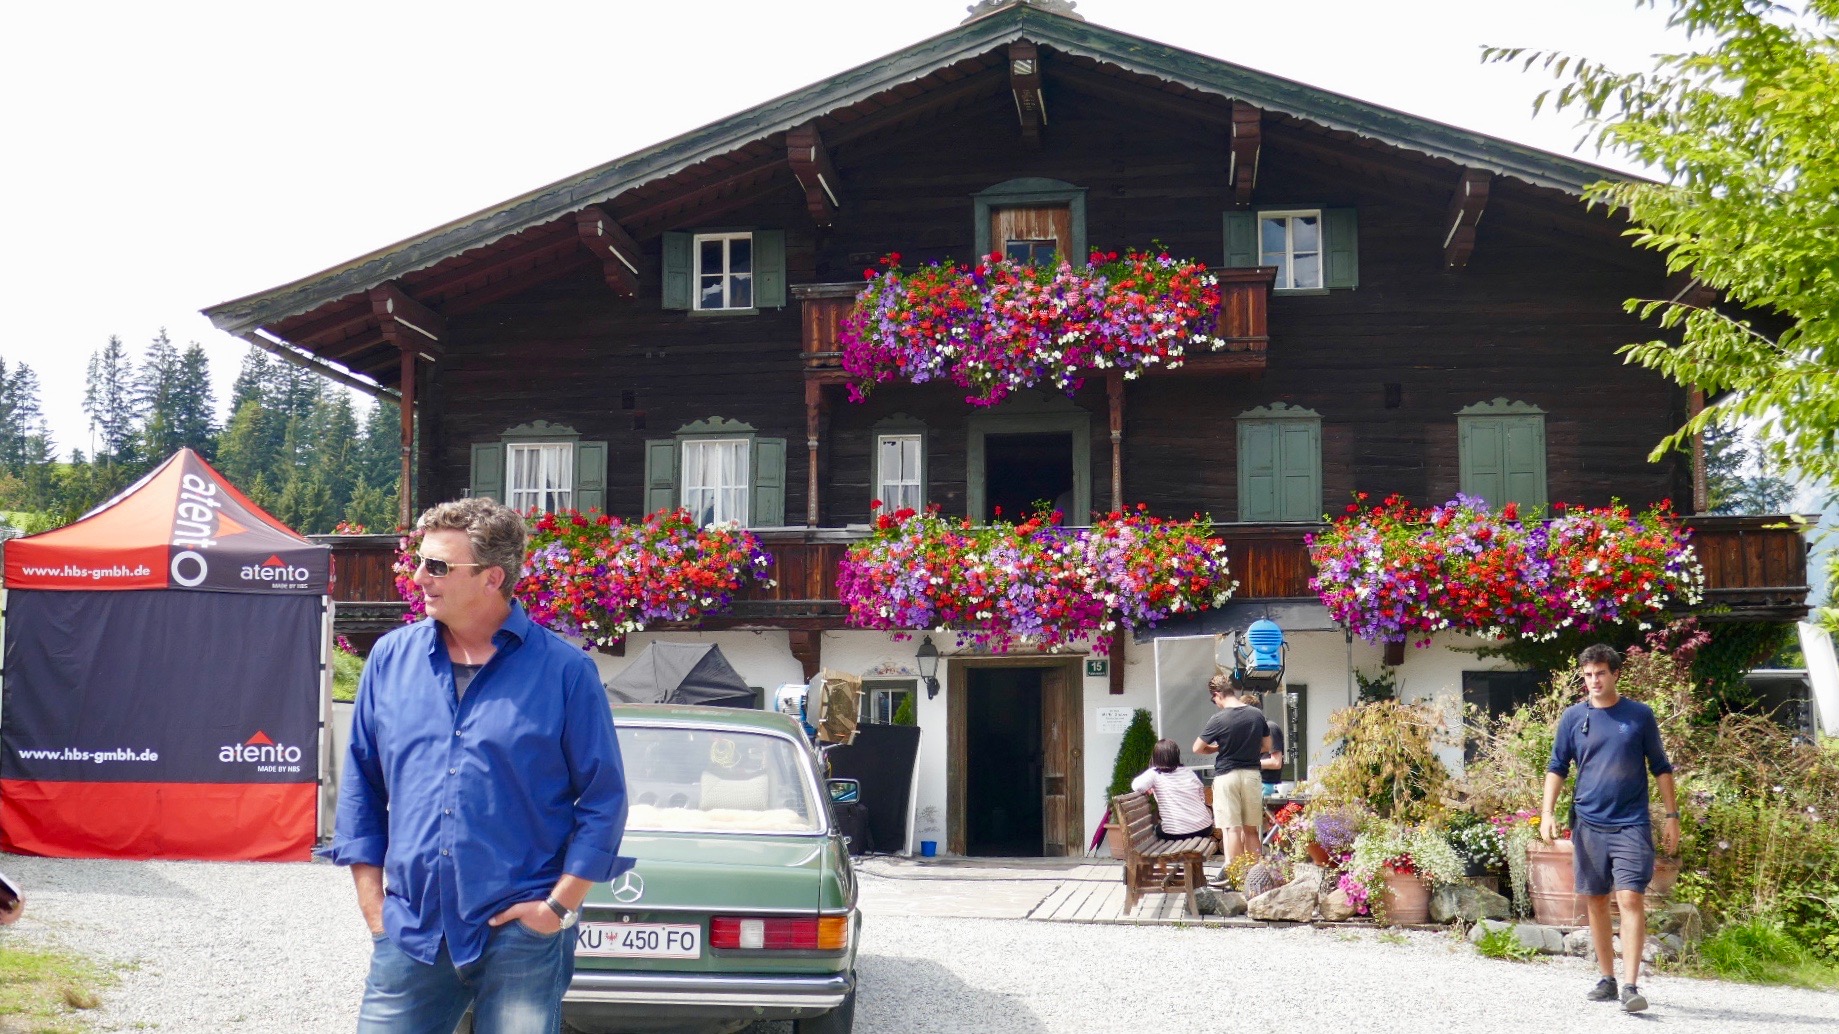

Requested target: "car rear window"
[{"left": 615, "top": 726, "right": 822, "bottom": 834}]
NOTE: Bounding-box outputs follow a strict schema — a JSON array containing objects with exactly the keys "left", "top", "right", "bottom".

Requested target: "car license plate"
[{"left": 575, "top": 922, "right": 701, "bottom": 959}]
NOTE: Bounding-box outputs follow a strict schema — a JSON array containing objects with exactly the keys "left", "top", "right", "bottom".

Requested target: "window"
[
  {"left": 506, "top": 442, "right": 574, "bottom": 514},
  {"left": 1005, "top": 240, "right": 1057, "bottom": 264},
  {"left": 875, "top": 434, "right": 924, "bottom": 513},
  {"left": 681, "top": 438, "right": 750, "bottom": 526},
  {"left": 859, "top": 678, "right": 917, "bottom": 725},
  {"left": 1457, "top": 399, "right": 1547, "bottom": 509},
  {"left": 1223, "top": 208, "right": 1358, "bottom": 290},
  {"left": 1236, "top": 403, "right": 1322, "bottom": 522},
  {"left": 695, "top": 232, "right": 753, "bottom": 310},
  {"left": 1259, "top": 210, "right": 1322, "bottom": 290},
  {"left": 973, "top": 178, "right": 1088, "bottom": 262}
]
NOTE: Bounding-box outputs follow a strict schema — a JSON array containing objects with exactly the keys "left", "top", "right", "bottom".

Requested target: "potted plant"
[
  {"left": 1446, "top": 814, "right": 1508, "bottom": 895},
  {"left": 1350, "top": 823, "right": 1466, "bottom": 925},
  {"left": 1104, "top": 709, "right": 1157, "bottom": 857}
]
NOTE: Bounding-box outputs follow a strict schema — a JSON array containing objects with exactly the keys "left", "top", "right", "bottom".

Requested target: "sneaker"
[
  {"left": 1586, "top": 976, "right": 1619, "bottom": 1002},
  {"left": 1621, "top": 985, "right": 1648, "bottom": 1013}
]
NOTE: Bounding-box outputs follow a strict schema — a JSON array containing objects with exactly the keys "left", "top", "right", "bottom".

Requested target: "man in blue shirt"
[
  {"left": 325, "top": 498, "right": 630, "bottom": 1034},
  {"left": 1543, "top": 643, "right": 1679, "bottom": 1015}
]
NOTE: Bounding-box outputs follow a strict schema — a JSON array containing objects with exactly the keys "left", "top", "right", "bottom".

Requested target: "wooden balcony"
[
  {"left": 791, "top": 265, "right": 1276, "bottom": 382},
  {"left": 319, "top": 513, "right": 1811, "bottom": 646}
]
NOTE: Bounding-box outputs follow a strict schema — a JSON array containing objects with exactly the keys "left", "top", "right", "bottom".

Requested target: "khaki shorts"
[{"left": 1213, "top": 768, "right": 1263, "bottom": 830}]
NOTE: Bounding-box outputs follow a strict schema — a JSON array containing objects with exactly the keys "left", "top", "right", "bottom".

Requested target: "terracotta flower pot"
[
  {"left": 1381, "top": 869, "right": 1431, "bottom": 926},
  {"left": 1525, "top": 839, "right": 1588, "bottom": 926},
  {"left": 1106, "top": 820, "right": 1129, "bottom": 859},
  {"left": 1307, "top": 842, "right": 1332, "bottom": 866}
]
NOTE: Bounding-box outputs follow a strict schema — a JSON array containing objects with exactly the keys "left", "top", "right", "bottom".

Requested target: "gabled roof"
[{"left": 203, "top": 2, "right": 1629, "bottom": 346}]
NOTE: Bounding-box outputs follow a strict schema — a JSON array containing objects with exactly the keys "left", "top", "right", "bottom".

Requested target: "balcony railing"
[
  {"left": 319, "top": 513, "right": 1811, "bottom": 644},
  {"left": 792, "top": 266, "right": 1277, "bottom": 381}
]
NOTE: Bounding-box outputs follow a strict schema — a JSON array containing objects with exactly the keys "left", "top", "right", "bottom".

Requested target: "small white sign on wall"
[{"left": 1096, "top": 707, "right": 1133, "bottom": 734}]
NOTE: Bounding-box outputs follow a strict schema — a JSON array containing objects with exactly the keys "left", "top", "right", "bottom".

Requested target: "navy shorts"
[{"left": 1572, "top": 821, "right": 1655, "bottom": 896}]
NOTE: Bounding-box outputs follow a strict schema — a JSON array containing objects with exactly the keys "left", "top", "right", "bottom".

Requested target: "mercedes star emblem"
[{"left": 610, "top": 871, "right": 645, "bottom": 904}]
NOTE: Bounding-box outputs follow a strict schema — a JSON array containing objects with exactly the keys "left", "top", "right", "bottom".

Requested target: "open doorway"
[
  {"left": 964, "top": 667, "right": 1044, "bottom": 856},
  {"left": 984, "top": 432, "right": 1074, "bottom": 520}
]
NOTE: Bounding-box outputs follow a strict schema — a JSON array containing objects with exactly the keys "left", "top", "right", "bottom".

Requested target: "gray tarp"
[{"left": 604, "top": 642, "right": 756, "bottom": 708}]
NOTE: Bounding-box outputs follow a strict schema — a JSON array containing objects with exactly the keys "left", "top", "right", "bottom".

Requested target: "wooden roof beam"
[
  {"left": 368, "top": 282, "right": 445, "bottom": 359},
  {"left": 1009, "top": 41, "right": 1045, "bottom": 148},
  {"left": 1443, "top": 168, "right": 1492, "bottom": 271},
  {"left": 1229, "top": 101, "right": 1261, "bottom": 209},
  {"left": 441, "top": 251, "right": 591, "bottom": 316},
  {"left": 615, "top": 155, "right": 788, "bottom": 230},
  {"left": 785, "top": 123, "right": 842, "bottom": 227},
  {"left": 575, "top": 205, "right": 642, "bottom": 298}
]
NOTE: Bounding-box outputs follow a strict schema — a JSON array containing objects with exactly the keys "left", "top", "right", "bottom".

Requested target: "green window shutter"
[
  {"left": 574, "top": 441, "right": 608, "bottom": 513},
  {"left": 1502, "top": 417, "right": 1547, "bottom": 507},
  {"left": 643, "top": 439, "right": 678, "bottom": 514},
  {"left": 661, "top": 232, "right": 692, "bottom": 310},
  {"left": 1276, "top": 421, "right": 1321, "bottom": 521},
  {"left": 469, "top": 443, "right": 505, "bottom": 503},
  {"left": 753, "top": 229, "right": 787, "bottom": 309},
  {"left": 750, "top": 437, "right": 787, "bottom": 527},
  {"left": 1460, "top": 417, "right": 1506, "bottom": 507},
  {"left": 1223, "top": 211, "right": 1257, "bottom": 268},
  {"left": 1238, "top": 420, "right": 1279, "bottom": 521},
  {"left": 1324, "top": 207, "right": 1359, "bottom": 289}
]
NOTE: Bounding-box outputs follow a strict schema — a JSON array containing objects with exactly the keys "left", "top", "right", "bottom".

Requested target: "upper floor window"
[
  {"left": 876, "top": 433, "right": 924, "bottom": 513},
  {"left": 1457, "top": 399, "right": 1547, "bottom": 509},
  {"left": 1236, "top": 403, "right": 1322, "bottom": 522},
  {"left": 507, "top": 442, "right": 574, "bottom": 514},
  {"left": 682, "top": 438, "right": 750, "bottom": 525},
  {"left": 1260, "top": 211, "right": 1322, "bottom": 291},
  {"left": 696, "top": 232, "right": 753, "bottom": 311}
]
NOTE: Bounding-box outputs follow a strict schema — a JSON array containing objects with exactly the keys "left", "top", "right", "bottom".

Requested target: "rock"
[
  {"left": 1193, "top": 888, "right": 1246, "bottom": 917},
  {"left": 1431, "top": 883, "right": 1515, "bottom": 924},
  {"left": 1564, "top": 928, "right": 1595, "bottom": 958},
  {"left": 1247, "top": 878, "right": 1317, "bottom": 922},
  {"left": 1466, "top": 918, "right": 1512, "bottom": 945},
  {"left": 1510, "top": 922, "right": 1566, "bottom": 955},
  {"left": 1319, "top": 887, "right": 1357, "bottom": 922},
  {"left": 1652, "top": 903, "right": 1704, "bottom": 946},
  {"left": 1290, "top": 863, "right": 1329, "bottom": 894}
]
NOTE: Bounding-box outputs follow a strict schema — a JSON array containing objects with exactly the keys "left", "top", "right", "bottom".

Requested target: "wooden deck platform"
[{"left": 1027, "top": 862, "right": 1261, "bottom": 927}]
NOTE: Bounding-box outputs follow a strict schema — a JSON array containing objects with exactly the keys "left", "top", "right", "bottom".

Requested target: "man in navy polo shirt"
[
  {"left": 1542, "top": 643, "right": 1679, "bottom": 1015},
  {"left": 326, "top": 497, "right": 630, "bottom": 1033}
]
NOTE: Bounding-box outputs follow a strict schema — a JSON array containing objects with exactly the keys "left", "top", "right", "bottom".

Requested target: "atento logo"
[
  {"left": 242, "top": 554, "right": 311, "bottom": 584},
  {"left": 219, "top": 730, "right": 303, "bottom": 765}
]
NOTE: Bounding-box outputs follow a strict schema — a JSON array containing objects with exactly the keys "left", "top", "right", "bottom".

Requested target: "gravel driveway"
[{"left": 3, "top": 854, "right": 1834, "bottom": 1033}]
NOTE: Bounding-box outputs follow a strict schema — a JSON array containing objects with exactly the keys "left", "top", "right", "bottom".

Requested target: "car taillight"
[{"left": 709, "top": 915, "right": 848, "bottom": 951}]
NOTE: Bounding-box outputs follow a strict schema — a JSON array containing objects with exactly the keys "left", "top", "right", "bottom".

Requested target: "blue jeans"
[{"left": 357, "top": 921, "right": 575, "bottom": 1034}]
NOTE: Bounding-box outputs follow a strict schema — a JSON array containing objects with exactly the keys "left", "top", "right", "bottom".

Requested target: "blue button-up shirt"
[{"left": 323, "top": 601, "right": 631, "bottom": 966}]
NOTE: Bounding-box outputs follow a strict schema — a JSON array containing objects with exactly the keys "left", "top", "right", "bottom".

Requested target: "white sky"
[{"left": 0, "top": 0, "right": 1690, "bottom": 458}]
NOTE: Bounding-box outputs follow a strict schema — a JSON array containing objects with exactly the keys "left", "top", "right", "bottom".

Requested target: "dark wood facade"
[{"left": 222, "top": 6, "right": 1809, "bottom": 634}]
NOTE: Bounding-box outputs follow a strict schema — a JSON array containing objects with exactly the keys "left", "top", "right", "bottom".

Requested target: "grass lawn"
[{"left": 0, "top": 939, "right": 113, "bottom": 1033}]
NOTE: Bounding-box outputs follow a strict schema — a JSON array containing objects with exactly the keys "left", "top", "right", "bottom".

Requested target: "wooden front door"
[
  {"left": 991, "top": 205, "right": 1072, "bottom": 264},
  {"left": 947, "top": 656, "right": 1085, "bottom": 857}
]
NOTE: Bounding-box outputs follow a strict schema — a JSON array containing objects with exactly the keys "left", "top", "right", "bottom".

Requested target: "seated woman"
[{"left": 1130, "top": 739, "right": 1213, "bottom": 839}]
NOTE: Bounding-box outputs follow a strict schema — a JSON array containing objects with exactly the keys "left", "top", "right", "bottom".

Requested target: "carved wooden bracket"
[
  {"left": 789, "top": 629, "right": 822, "bottom": 681},
  {"left": 1009, "top": 41, "right": 1046, "bottom": 147},
  {"left": 1229, "top": 101, "right": 1261, "bottom": 209},
  {"left": 367, "top": 282, "right": 444, "bottom": 357},
  {"left": 786, "top": 123, "right": 842, "bottom": 227},
  {"left": 1443, "top": 168, "right": 1491, "bottom": 270},
  {"left": 575, "top": 205, "right": 643, "bottom": 298}
]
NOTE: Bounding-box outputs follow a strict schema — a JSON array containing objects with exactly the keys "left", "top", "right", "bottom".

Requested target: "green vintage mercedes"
[{"left": 563, "top": 705, "right": 860, "bottom": 1034}]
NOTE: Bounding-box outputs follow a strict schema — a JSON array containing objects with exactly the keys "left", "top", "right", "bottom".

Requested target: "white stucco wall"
[{"left": 586, "top": 625, "right": 1529, "bottom": 856}]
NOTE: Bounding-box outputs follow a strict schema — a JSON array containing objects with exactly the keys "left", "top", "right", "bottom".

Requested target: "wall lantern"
[{"left": 915, "top": 635, "right": 942, "bottom": 699}]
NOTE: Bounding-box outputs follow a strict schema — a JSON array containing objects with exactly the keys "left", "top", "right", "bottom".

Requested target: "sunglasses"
[{"left": 416, "top": 555, "right": 486, "bottom": 578}]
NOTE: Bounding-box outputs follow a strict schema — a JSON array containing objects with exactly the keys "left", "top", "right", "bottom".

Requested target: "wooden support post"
[
  {"left": 789, "top": 630, "right": 822, "bottom": 681},
  {"left": 1109, "top": 631, "right": 1126, "bottom": 695},
  {"left": 1228, "top": 101, "right": 1260, "bottom": 209},
  {"left": 1008, "top": 41, "right": 1045, "bottom": 148},
  {"left": 1689, "top": 386, "right": 1708, "bottom": 513},
  {"left": 1107, "top": 370, "right": 1125, "bottom": 513},
  {"left": 805, "top": 379, "right": 824, "bottom": 527},
  {"left": 397, "top": 346, "right": 415, "bottom": 528},
  {"left": 785, "top": 123, "right": 842, "bottom": 227},
  {"left": 1443, "top": 168, "right": 1491, "bottom": 271}
]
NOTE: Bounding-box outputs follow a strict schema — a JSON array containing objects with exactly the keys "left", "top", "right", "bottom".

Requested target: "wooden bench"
[{"left": 1111, "top": 790, "right": 1218, "bottom": 916}]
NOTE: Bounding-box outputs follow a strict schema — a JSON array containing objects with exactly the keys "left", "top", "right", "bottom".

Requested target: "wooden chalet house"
[{"left": 205, "top": 0, "right": 1808, "bottom": 858}]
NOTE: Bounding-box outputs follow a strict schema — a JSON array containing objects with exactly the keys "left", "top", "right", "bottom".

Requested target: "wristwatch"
[
  {"left": 1665, "top": 811, "right": 1681, "bottom": 819},
  {"left": 544, "top": 896, "right": 580, "bottom": 930}
]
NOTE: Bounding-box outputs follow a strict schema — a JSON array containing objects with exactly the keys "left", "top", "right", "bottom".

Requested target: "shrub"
[
  {"left": 1475, "top": 925, "right": 1541, "bottom": 962},
  {"left": 892, "top": 693, "right": 916, "bottom": 727},
  {"left": 1694, "top": 915, "right": 1839, "bottom": 989},
  {"left": 1315, "top": 699, "right": 1451, "bottom": 825},
  {"left": 1107, "top": 709, "right": 1157, "bottom": 801},
  {"left": 331, "top": 642, "right": 363, "bottom": 703}
]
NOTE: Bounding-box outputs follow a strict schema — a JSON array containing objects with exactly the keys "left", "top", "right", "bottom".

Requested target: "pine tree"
[
  {"left": 307, "top": 392, "right": 359, "bottom": 522},
  {"left": 1704, "top": 424, "right": 1796, "bottom": 515},
  {"left": 1107, "top": 709, "right": 1158, "bottom": 801},
  {"left": 0, "top": 358, "right": 50, "bottom": 469},
  {"left": 216, "top": 399, "right": 284, "bottom": 493},
  {"left": 231, "top": 346, "right": 272, "bottom": 414},
  {"left": 357, "top": 398, "right": 402, "bottom": 495},
  {"left": 170, "top": 343, "right": 218, "bottom": 457},
  {"left": 136, "top": 329, "right": 185, "bottom": 462},
  {"left": 82, "top": 335, "right": 143, "bottom": 468}
]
